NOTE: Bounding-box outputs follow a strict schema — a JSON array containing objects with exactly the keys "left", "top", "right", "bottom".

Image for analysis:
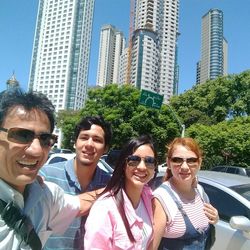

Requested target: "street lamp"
[
  {"left": 181, "top": 124, "right": 185, "bottom": 138},
  {"left": 166, "top": 104, "right": 185, "bottom": 138}
]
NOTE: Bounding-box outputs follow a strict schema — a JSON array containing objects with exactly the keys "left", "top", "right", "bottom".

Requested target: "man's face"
[
  {"left": 0, "top": 106, "right": 52, "bottom": 193},
  {"left": 74, "top": 124, "right": 106, "bottom": 168}
]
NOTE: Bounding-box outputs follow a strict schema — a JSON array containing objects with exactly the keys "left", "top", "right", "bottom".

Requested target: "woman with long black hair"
[{"left": 84, "top": 135, "right": 157, "bottom": 249}]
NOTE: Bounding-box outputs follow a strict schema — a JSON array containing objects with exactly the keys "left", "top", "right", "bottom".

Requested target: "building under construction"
[
  {"left": 96, "top": 0, "right": 180, "bottom": 103},
  {"left": 127, "top": 0, "right": 180, "bottom": 102}
]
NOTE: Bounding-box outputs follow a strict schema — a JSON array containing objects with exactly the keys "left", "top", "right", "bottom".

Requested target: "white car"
[
  {"left": 197, "top": 171, "right": 250, "bottom": 250},
  {"left": 158, "top": 162, "right": 167, "bottom": 173},
  {"left": 149, "top": 171, "right": 250, "bottom": 250},
  {"left": 45, "top": 153, "right": 113, "bottom": 174},
  {"left": 45, "top": 153, "right": 76, "bottom": 165}
]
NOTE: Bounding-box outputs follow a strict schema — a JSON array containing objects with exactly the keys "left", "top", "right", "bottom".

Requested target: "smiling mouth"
[
  {"left": 134, "top": 173, "right": 148, "bottom": 179},
  {"left": 82, "top": 152, "right": 95, "bottom": 157},
  {"left": 180, "top": 172, "right": 191, "bottom": 176},
  {"left": 17, "top": 160, "right": 39, "bottom": 170}
]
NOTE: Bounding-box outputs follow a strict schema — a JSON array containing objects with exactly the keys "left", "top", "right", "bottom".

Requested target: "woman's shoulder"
[
  {"left": 152, "top": 181, "right": 179, "bottom": 223},
  {"left": 153, "top": 181, "right": 178, "bottom": 207},
  {"left": 88, "top": 192, "right": 119, "bottom": 220},
  {"left": 153, "top": 181, "right": 171, "bottom": 195}
]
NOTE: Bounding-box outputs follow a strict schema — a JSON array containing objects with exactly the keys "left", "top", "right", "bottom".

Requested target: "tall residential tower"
[
  {"left": 29, "top": 0, "right": 95, "bottom": 111},
  {"left": 129, "top": 0, "right": 180, "bottom": 102},
  {"left": 197, "top": 9, "right": 228, "bottom": 84},
  {"left": 96, "top": 25, "right": 125, "bottom": 86}
]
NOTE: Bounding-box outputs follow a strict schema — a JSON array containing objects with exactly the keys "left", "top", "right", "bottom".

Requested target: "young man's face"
[
  {"left": 74, "top": 124, "right": 106, "bottom": 168},
  {"left": 0, "top": 106, "right": 52, "bottom": 193}
]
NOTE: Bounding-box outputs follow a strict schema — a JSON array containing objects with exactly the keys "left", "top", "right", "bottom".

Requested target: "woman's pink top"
[{"left": 84, "top": 185, "right": 153, "bottom": 249}]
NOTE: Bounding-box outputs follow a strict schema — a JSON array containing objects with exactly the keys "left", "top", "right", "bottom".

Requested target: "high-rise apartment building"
[
  {"left": 197, "top": 9, "right": 228, "bottom": 84},
  {"left": 96, "top": 25, "right": 125, "bottom": 86},
  {"left": 29, "top": 0, "right": 95, "bottom": 111},
  {"left": 128, "top": 0, "right": 180, "bottom": 102}
]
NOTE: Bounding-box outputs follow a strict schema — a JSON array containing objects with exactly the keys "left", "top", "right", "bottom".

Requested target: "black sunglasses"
[
  {"left": 0, "top": 127, "right": 57, "bottom": 148},
  {"left": 126, "top": 155, "right": 156, "bottom": 169},
  {"left": 170, "top": 157, "right": 199, "bottom": 167}
]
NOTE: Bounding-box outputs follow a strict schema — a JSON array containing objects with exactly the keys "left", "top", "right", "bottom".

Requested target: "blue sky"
[{"left": 0, "top": 0, "right": 249, "bottom": 93}]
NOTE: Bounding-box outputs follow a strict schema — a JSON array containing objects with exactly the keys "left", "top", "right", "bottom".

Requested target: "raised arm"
[{"left": 77, "top": 187, "right": 104, "bottom": 216}]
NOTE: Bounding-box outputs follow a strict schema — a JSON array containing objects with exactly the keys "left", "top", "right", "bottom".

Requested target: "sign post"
[
  {"left": 139, "top": 89, "right": 185, "bottom": 137},
  {"left": 139, "top": 89, "right": 163, "bottom": 109}
]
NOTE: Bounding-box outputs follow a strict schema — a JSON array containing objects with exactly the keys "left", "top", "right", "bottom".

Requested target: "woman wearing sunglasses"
[
  {"left": 84, "top": 135, "right": 157, "bottom": 249},
  {"left": 152, "top": 137, "right": 218, "bottom": 250}
]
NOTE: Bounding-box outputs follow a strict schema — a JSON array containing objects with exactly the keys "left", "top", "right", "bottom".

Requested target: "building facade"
[
  {"left": 96, "top": 25, "right": 125, "bottom": 87},
  {"left": 129, "top": 0, "right": 180, "bottom": 102},
  {"left": 197, "top": 8, "right": 228, "bottom": 84},
  {"left": 29, "top": 0, "right": 95, "bottom": 111}
]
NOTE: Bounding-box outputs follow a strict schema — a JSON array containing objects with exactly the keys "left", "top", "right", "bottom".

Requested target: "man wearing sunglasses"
[
  {"left": 0, "top": 89, "right": 95, "bottom": 250},
  {"left": 40, "top": 115, "right": 112, "bottom": 250}
]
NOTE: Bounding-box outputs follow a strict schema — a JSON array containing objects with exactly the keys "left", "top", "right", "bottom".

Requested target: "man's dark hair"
[
  {"left": 0, "top": 89, "right": 55, "bottom": 132},
  {"left": 74, "top": 116, "right": 112, "bottom": 148}
]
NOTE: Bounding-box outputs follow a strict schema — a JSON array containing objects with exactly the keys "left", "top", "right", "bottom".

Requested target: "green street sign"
[{"left": 139, "top": 89, "right": 163, "bottom": 109}]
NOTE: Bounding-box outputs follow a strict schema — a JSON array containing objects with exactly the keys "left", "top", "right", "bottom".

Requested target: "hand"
[{"left": 204, "top": 203, "right": 219, "bottom": 224}]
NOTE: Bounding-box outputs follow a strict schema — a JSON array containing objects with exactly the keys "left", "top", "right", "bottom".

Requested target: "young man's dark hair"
[
  {"left": 0, "top": 89, "right": 55, "bottom": 132},
  {"left": 74, "top": 115, "right": 112, "bottom": 148}
]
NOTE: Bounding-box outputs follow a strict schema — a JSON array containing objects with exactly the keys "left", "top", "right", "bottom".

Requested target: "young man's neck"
[{"left": 74, "top": 158, "right": 97, "bottom": 191}]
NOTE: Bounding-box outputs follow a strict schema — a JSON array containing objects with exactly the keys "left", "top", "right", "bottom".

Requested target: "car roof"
[
  {"left": 45, "top": 153, "right": 76, "bottom": 165},
  {"left": 98, "top": 158, "right": 114, "bottom": 174},
  {"left": 198, "top": 170, "right": 250, "bottom": 187},
  {"left": 49, "top": 152, "right": 75, "bottom": 158}
]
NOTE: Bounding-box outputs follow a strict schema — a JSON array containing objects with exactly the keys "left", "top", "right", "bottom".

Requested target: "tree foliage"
[
  {"left": 57, "top": 84, "right": 182, "bottom": 162},
  {"left": 170, "top": 70, "right": 250, "bottom": 127},
  {"left": 186, "top": 116, "right": 250, "bottom": 169},
  {"left": 57, "top": 70, "right": 250, "bottom": 167},
  {"left": 170, "top": 70, "right": 250, "bottom": 168}
]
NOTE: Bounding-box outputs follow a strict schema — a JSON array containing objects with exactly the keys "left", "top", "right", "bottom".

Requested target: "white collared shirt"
[{"left": 0, "top": 179, "right": 79, "bottom": 250}]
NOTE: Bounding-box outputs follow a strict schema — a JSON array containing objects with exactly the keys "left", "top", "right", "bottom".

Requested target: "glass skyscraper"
[
  {"left": 29, "top": 0, "right": 95, "bottom": 111},
  {"left": 129, "top": 0, "right": 180, "bottom": 102},
  {"left": 197, "top": 9, "right": 228, "bottom": 84}
]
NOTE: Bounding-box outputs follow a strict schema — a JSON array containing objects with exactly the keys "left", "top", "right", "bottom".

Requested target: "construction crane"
[{"left": 125, "top": 0, "right": 135, "bottom": 84}]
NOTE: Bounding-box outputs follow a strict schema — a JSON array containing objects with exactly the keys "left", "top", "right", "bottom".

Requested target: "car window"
[
  {"left": 200, "top": 182, "right": 250, "bottom": 222},
  {"left": 212, "top": 166, "right": 226, "bottom": 172},
  {"left": 149, "top": 175, "right": 164, "bottom": 190},
  {"left": 61, "top": 149, "right": 73, "bottom": 154},
  {"left": 226, "top": 167, "right": 237, "bottom": 174},
  {"left": 234, "top": 168, "right": 240, "bottom": 174},
  {"left": 106, "top": 150, "right": 121, "bottom": 169},
  {"left": 246, "top": 169, "right": 250, "bottom": 177},
  {"left": 48, "top": 156, "right": 67, "bottom": 164},
  {"left": 232, "top": 184, "right": 250, "bottom": 201}
]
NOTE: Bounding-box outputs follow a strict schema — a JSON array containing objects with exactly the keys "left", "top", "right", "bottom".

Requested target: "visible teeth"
[
  {"left": 135, "top": 173, "right": 146, "bottom": 178},
  {"left": 18, "top": 160, "right": 37, "bottom": 166}
]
